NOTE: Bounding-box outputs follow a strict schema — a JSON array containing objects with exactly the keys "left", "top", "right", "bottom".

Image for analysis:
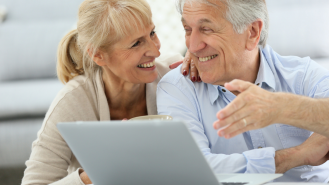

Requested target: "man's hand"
[
  {"left": 213, "top": 79, "right": 284, "bottom": 138},
  {"left": 275, "top": 133, "right": 329, "bottom": 173}
]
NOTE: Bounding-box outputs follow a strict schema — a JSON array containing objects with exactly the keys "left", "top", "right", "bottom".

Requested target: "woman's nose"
[{"left": 146, "top": 39, "right": 161, "bottom": 57}]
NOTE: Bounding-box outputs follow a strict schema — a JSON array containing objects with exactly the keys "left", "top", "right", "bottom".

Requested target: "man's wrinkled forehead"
[{"left": 181, "top": 0, "right": 225, "bottom": 23}]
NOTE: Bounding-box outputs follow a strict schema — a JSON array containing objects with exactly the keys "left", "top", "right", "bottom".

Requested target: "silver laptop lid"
[{"left": 57, "top": 121, "right": 220, "bottom": 185}]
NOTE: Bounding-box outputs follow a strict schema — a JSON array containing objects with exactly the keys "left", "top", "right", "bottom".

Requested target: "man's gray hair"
[{"left": 177, "top": 0, "right": 269, "bottom": 47}]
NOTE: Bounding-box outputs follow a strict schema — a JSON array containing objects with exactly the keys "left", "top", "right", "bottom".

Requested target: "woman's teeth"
[
  {"left": 199, "top": 54, "right": 218, "bottom": 62},
  {"left": 137, "top": 61, "right": 155, "bottom": 68}
]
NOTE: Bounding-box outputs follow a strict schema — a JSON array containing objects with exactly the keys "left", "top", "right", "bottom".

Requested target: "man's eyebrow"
[
  {"left": 181, "top": 17, "right": 213, "bottom": 24},
  {"left": 198, "top": 18, "right": 212, "bottom": 24}
]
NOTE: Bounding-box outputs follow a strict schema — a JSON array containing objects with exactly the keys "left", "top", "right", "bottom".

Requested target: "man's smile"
[{"left": 198, "top": 54, "right": 218, "bottom": 62}]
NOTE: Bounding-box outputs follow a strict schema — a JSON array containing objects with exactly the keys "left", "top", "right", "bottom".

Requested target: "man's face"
[{"left": 182, "top": 1, "right": 249, "bottom": 85}]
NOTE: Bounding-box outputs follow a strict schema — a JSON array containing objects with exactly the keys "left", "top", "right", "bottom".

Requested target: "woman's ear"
[
  {"left": 87, "top": 48, "right": 106, "bottom": 66},
  {"left": 246, "top": 18, "right": 263, "bottom": 51}
]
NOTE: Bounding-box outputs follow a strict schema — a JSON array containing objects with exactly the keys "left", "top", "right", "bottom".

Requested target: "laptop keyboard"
[{"left": 220, "top": 183, "right": 248, "bottom": 185}]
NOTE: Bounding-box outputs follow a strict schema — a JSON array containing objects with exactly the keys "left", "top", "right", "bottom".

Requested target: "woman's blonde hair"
[{"left": 57, "top": 0, "right": 153, "bottom": 83}]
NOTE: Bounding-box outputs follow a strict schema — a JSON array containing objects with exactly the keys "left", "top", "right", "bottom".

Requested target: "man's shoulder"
[
  {"left": 263, "top": 45, "right": 329, "bottom": 95},
  {"left": 155, "top": 53, "right": 184, "bottom": 77},
  {"left": 159, "top": 65, "right": 193, "bottom": 87},
  {"left": 262, "top": 45, "right": 329, "bottom": 81},
  {"left": 262, "top": 45, "right": 310, "bottom": 69},
  {"left": 264, "top": 45, "right": 329, "bottom": 74}
]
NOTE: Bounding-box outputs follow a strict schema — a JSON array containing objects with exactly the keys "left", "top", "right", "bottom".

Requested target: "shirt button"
[{"left": 222, "top": 89, "right": 226, "bottom": 92}]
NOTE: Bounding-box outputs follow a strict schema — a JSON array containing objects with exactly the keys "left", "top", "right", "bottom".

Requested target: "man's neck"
[{"left": 218, "top": 48, "right": 260, "bottom": 96}]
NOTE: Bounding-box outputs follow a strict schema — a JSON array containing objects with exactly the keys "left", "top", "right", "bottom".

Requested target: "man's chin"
[{"left": 199, "top": 75, "right": 217, "bottom": 85}]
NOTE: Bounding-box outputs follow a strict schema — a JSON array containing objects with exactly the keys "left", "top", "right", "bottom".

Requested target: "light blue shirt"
[{"left": 157, "top": 45, "right": 329, "bottom": 183}]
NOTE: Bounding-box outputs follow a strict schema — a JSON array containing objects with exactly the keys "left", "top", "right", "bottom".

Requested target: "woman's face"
[{"left": 100, "top": 23, "right": 161, "bottom": 84}]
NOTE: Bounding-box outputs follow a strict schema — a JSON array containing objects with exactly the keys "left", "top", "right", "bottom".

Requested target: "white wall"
[{"left": 146, "top": 0, "right": 186, "bottom": 56}]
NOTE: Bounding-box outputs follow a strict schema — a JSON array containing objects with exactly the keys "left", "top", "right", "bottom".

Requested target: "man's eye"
[
  {"left": 132, "top": 41, "right": 140, "bottom": 47},
  {"left": 184, "top": 26, "right": 191, "bottom": 31},
  {"left": 184, "top": 28, "right": 191, "bottom": 32},
  {"left": 184, "top": 29, "right": 192, "bottom": 36},
  {"left": 203, "top": 28, "right": 213, "bottom": 32}
]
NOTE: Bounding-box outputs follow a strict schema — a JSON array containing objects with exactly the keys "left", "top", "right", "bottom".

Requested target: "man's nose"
[{"left": 188, "top": 31, "right": 206, "bottom": 54}]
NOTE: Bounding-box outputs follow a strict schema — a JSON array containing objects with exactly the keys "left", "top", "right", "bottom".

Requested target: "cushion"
[
  {"left": 0, "top": 21, "right": 74, "bottom": 81},
  {"left": 0, "top": 5, "right": 6, "bottom": 22},
  {"left": 0, "top": 0, "right": 83, "bottom": 22},
  {"left": 266, "top": 0, "right": 329, "bottom": 58},
  {"left": 0, "top": 118, "right": 43, "bottom": 167},
  {"left": 0, "top": 79, "right": 63, "bottom": 118}
]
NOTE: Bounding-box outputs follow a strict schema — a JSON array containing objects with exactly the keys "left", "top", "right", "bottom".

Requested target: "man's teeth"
[
  {"left": 137, "top": 61, "right": 155, "bottom": 68},
  {"left": 199, "top": 54, "right": 218, "bottom": 62}
]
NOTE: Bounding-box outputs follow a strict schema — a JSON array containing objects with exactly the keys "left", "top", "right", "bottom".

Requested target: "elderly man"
[{"left": 157, "top": 0, "right": 329, "bottom": 183}]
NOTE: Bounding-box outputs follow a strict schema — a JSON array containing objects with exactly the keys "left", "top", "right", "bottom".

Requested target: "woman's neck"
[{"left": 102, "top": 69, "right": 147, "bottom": 120}]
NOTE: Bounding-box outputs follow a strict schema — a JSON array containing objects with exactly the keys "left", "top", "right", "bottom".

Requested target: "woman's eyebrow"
[{"left": 130, "top": 26, "right": 156, "bottom": 44}]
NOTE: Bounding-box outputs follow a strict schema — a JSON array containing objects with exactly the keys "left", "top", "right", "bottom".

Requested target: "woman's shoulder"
[
  {"left": 155, "top": 53, "right": 183, "bottom": 78},
  {"left": 56, "top": 74, "right": 93, "bottom": 102},
  {"left": 46, "top": 74, "right": 99, "bottom": 121}
]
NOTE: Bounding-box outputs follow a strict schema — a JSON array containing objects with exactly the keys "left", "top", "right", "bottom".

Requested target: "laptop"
[{"left": 57, "top": 121, "right": 282, "bottom": 185}]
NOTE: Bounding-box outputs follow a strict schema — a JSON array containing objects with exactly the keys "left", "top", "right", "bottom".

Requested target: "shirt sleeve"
[
  {"left": 157, "top": 78, "right": 276, "bottom": 174},
  {"left": 302, "top": 59, "right": 329, "bottom": 98},
  {"left": 301, "top": 61, "right": 329, "bottom": 183}
]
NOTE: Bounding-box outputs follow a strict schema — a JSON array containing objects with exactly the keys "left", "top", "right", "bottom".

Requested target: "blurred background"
[{"left": 0, "top": 0, "right": 328, "bottom": 184}]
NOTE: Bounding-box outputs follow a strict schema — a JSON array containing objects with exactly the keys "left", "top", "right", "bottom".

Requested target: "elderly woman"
[{"left": 21, "top": 0, "right": 197, "bottom": 184}]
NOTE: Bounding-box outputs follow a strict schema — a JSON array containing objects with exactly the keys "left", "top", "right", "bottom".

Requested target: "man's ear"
[
  {"left": 87, "top": 48, "right": 106, "bottom": 66},
  {"left": 246, "top": 19, "right": 263, "bottom": 51}
]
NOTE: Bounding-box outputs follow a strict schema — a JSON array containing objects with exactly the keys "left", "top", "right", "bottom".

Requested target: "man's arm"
[
  {"left": 275, "top": 133, "right": 329, "bottom": 173},
  {"left": 279, "top": 94, "right": 329, "bottom": 137},
  {"left": 157, "top": 77, "right": 329, "bottom": 174},
  {"left": 213, "top": 79, "right": 329, "bottom": 138}
]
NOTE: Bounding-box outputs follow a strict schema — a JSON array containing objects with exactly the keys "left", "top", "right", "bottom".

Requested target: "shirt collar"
[
  {"left": 207, "top": 83, "right": 220, "bottom": 105},
  {"left": 207, "top": 48, "right": 276, "bottom": 105},
  {"left": 255, "top": 48, "right": 276, "bottom": 91}
]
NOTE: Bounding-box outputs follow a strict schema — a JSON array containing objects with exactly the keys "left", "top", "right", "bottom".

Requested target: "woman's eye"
[
  {"left": 132, "top": 41, "right": 140, "bottom": 48},
  {"left": 150, "top": 30, "right": 156, "bottom": 37}
]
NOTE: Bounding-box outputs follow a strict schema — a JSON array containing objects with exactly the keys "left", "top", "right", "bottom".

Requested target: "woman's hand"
[
  {"left": 80, "top": 170, "right": 92, "bottom": 184},
  {"left": 169, "top": 50, "right": 201, "bottom": 82}
]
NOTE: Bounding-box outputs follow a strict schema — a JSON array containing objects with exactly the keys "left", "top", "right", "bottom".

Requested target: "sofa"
[
  {"left": 0, "top": 0, "right": 329, "bottom": 184},
  {"left": 0, "top": 0, "right": 84, "bottom": 184}
]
